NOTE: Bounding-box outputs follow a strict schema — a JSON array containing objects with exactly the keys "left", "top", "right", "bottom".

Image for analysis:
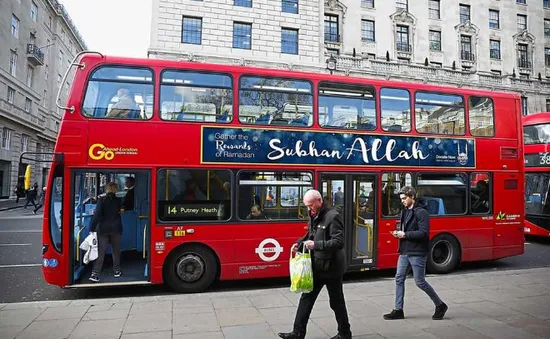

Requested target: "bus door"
[
  {"left": 70, "top": 169, "right": 151, "bottom": 286},
  {"left": 319, "top": 173, "right": 377, "bottom": 270}
]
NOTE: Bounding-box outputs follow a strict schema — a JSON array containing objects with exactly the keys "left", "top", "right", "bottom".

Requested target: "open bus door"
[
  {"left": 70, "top": 169, "right": 151, "bottom": 286},
  {"left": 319, "top": 172, "right": 377, "bottom": 271}
]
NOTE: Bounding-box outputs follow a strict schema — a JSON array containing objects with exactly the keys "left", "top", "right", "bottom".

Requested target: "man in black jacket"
[
  {"left": 384, "top": 186, "right": 448, "bottom": 320},
  {"left": 121, "top": 176, "right": 135, "bottom": 211},
  {"left": 89, "top": 182, "right": 123, "bottom": 282},
  {"left": 279, "top": 189, "right": 351, "bottom": 339}
]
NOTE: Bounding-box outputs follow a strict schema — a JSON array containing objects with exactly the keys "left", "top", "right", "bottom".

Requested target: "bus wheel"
[
  {"left": 164, "top": 244, "right": 218, "bottom": 293},
  {"left": 427, "top": 234, "right": 460, "bottom": 274}
]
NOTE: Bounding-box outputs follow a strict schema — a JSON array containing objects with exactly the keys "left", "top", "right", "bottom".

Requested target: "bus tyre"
[
  {"left": 427, "top": 234, "right": 460, "bottom": 274},
  {"left": 163, "top": 244, "right": 218, "bottom": 293}
]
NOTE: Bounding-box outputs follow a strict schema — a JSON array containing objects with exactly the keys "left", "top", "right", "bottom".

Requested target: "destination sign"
[{"left": 158, "top": 201, "right": 227, "bottom": 221}]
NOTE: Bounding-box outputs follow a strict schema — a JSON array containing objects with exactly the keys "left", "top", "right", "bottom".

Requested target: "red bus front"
[{"left": 523, "top": 112, "right": 550, "bottom": 237}]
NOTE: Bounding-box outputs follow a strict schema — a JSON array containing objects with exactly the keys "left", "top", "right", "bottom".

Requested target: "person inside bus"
[
  {"left": 121, "top": 176, "right": 135, "bottom": 211},
  {"left": 472, "top": 180, "right": 489, "bottom": 213},
  {"left": 89, "top": 182, "right": 123, "bottom": 282},
  {"left": 246, "top": 204, "right": 267, "bottom": 220},
  {"left": 334, "top": 187, "right": 344, "bottom": 206},
  {"left": 105, "top": 88, "right": 138, "bottom": 119},
  {"left": 174, "top": 178, "right": 205, "bottom": 201}
]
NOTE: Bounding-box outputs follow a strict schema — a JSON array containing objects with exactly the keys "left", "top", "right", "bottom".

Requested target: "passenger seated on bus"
[
  {"left": 174, "top": 179, "right": 205, "bottom": 201},
  {"left": 289, "top": 114, "right": 309, "bottom": 126},
  {"left": 472, "top": 180, "right": 489, "bottom": 213},
  {"left": 246, "top": 204, "right": 267, "bottom": 220},
  {"left": 216, "top": 109, "right": 230, "bottom": 123},
  {"left": 105, "top": 88, "right": 138, "bottom": 119}
]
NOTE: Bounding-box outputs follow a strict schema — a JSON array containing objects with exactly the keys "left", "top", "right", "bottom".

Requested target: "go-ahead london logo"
[{"left": 255, "top": 238, "right": 284, "bottom": 262}]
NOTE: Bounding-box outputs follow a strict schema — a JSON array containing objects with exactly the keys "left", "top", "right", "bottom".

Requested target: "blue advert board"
[{"left": 201, "top": 127, "right": 475, "bottom": 168}]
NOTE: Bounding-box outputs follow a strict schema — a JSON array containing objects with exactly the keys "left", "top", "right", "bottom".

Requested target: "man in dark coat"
[
  {"left": 384, "top": 186, "right": 448, "bottom": 321},
  {"left": 121, "top": 176, "right": 135, "bottom": 211},
  {"left": 89, "top": 182, "right": 123, "bottom": 282},
  {"left": 278, "top": 189, "right": 351, "bottom": 339}
]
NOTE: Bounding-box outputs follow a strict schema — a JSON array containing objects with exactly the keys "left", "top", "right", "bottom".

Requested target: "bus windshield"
[
  {"left": 525, "top": 173, "right": 550, "bottom": 215},
  {"left": 524, "top": 123, "right": 550, "bottom": 145}
]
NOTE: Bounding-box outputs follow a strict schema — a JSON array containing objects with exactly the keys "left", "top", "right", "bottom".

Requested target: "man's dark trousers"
[{"left": 293, "top": 275, "right": 351, "bottom": 336}]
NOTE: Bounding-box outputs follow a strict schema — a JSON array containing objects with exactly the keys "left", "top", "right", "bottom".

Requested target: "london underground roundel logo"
[{"left": 255, "top": 238, "right": 284, "bottom": 262}]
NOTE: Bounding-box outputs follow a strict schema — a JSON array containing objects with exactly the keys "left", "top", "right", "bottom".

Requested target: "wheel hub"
[
  {"left": 432, "top": 240, "right": 452, "bottom": 266},
  {"left": 176, "top": 254, "right": 205, "bottom": 282}
]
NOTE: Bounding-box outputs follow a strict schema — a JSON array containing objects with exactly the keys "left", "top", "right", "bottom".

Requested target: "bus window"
[
  {"left": 319, "top": 82, "right": 376, "bottom": 130},
  {"left": 524, "top": 123, "right": 550, "bottom": 145},
  {"left": 157, "top": 169, "right": 231, "bottom": 222},
  {"left": 415, "top": 92, "right": 465, "bottom": 135},
  {"left": 237, "top": 171, "right": 312, "bottom": 220},
  {"left": 381, "top": 172, "right": 412, "bottom": 217},
  {"left": 470, "top": 173, "right": 491, "bottom": 214},
  {"left": 160, "top": 71, "right": 233, "bottom": 123},
  {"left": 49, "top": 165, "right": 64, "bottom": 252},
  {"left": 381, "top": 88, "right": 411, "bottom": 132},
  {"left": 82, "top": 67, "right": 154, "bottom": 120},
  {"left": 417, "top": 173, "right": 467, "bottom": 215},
  {"left": 238, "top": 76, "right": 313, "bottom": 127},
  {"left": 469, "top": 97, "right": 495, "bottom": 137},
  {"left": 525, "top": 173, "right": 550, "bottom": 215}
]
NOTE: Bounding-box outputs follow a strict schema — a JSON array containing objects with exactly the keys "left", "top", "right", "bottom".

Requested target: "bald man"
[{"left": 279, "top": 189, "right": 351, "bottom": 339}]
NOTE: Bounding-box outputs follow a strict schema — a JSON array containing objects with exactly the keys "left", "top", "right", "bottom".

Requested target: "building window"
[
  {"left": 396, "top": 0, "right": 408, "bottom": 11},
  {"left": 489, "top": 10, "right": 500, "bottom": 29},
  {"left": 1, "top": 128, "right": 12, "bottom": 150},
  {"left": 21, "top": 135, "right": 29, "bottom": 153},
  {"left": 31, "top": 2, "right": 38, "bottom": 21},
  {"left": 45, "top": 65, "right": 49, "bottom": 81},
  {"left": 7, "top": 87, "right": 15, "bottom": 104},
  {"left": 396, "top": 25, "right": 410, "bottom": 51},
  {"left": 361, "top": 20, "right": 375, "bottom": 42},
  {"left": 545, "top": 48, "right": 550, "bottom": 67},
  {"left": 281, "top": 28, "right": 298, "bottom": 54},
  {"left": 517, "top": 14, "right": 527, "bottom": 32},
  {"left": 26, "top": 65, "right": 34, "bottom": 88},
  {"left": 181, "top": 16, "right": 202, "bottom": 45},
  {"left": 233, "top": 22, "right": 252, "bottom": 49},
  {"left": 517, "top": 44, "right": 530, "bottom": 68},
  {"left": 24, "top": 98, "right": 32, "bottom": 113},
  {"left": 429, "top": 30, "right": 441, "bottom": 51},
  {"left": 324, "top": 15, "right": 339, "bottom": 42},
  {"left": 234, "top": 0, "right": 252, "bottom": 7},
  {"left": 461, "top": 35, "right": 473, "bottom": 60},
  {"left": 521, "top": 97, "right": 528, "bottom": 115},
  {"left": 516, "top": 0, "right": 526, "bottom": 4},
  {"left": 58, "top": 50, "right": 63, "bottom": 68},
  {"left": 11, "top": 15, "right": 19, "bottom": 38},
  {"left": 282, "top": 0, "right": 298, "bottom": 14},
  {"left": 490, "top": 40, "right": 501, "bottom": 59},
  {"left": 361, "top": 0, "right": 374, "bottom": 9},
  {"left": 57, "top": 74, "right": 62, "bottom": 88},
  {"left": 545, "top": 19, "right": 550, "bottom": 37},
  {"left": 9, "top": 50, "right": 17, "bottom": 76},
  {"left": 429, "top": 0, "right": 440, "bottom": 20},
  {"left": 546, "top": 99, "right": 550, "bottom": 112},
  {"left": 43, "top": 89, "right": 47, "bottom": 107},
  {"left": 459, "top": 4, "right": 470, "bottom": 24},
  {"left": 545, "top": 0, "right": 550, "bottom": 9}
]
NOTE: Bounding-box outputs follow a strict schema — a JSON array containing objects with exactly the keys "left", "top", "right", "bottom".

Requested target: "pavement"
[
  {"left": 0, "top": 199, "right": 25, "bottom": 212},
  {"left": 0, "top": 267, "right": 549, "bottom": 339}
]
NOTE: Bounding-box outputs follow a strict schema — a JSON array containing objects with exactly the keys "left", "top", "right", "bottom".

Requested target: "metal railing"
[
  {"left": 396, "top": 42, "right": 412, "bottom": 52},
  {"left": 461, "top": 51, "right": 475, "bottom": 61},
  {"left": 26, "top": 44, "right": 44, "bottom": 64}
]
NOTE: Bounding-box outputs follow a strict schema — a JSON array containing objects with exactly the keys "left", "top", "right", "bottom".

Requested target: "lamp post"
[{"left": 326, "top": 54, "right": 337, "bottom": 75}]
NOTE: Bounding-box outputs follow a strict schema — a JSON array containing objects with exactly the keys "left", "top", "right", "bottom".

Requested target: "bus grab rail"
[{"left": 56, "top": 51, "right": 104, "bottom": 114}]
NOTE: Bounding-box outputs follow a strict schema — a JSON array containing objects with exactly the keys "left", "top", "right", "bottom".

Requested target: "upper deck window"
[
  {"left": 524, "top": 123, "right": 550, "bottom": 145},
  {"left": 160, "top": 71, "right": 233, "bottom": 123},
  {"left": 469, "top": 96, "right": 494, "bottom": 137},
  {"left": 238, "top": 76, "right": 313, "bottom": 127},
  {"left": 319, "top": 82, "right": 376, "bottom": 130},
  {"left": 380, "top": 88, "right": 411, "bottom": 132},
  {"left": 82, "top": 66, "right": 154, "bottom": 120},
  {"left": 415, "top": 92, "right": 465, "bottom": 135}
]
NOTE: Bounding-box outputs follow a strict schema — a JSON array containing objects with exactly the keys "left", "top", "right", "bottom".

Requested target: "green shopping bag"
[{"left": 289, "top": 244, "right": 314, "bottom": 293}]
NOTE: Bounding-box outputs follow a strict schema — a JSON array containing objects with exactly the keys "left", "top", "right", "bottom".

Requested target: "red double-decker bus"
[
  {"left": 40, "top": 52, "right": 525, "bottom": 292},
  {"left": 523, "top": 112, "right": 550, "bottom": 237}
]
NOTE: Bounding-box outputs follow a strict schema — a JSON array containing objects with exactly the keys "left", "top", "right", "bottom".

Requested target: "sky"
[{"left": 58, "top": 0, "right": 153, "bottom": 58}]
